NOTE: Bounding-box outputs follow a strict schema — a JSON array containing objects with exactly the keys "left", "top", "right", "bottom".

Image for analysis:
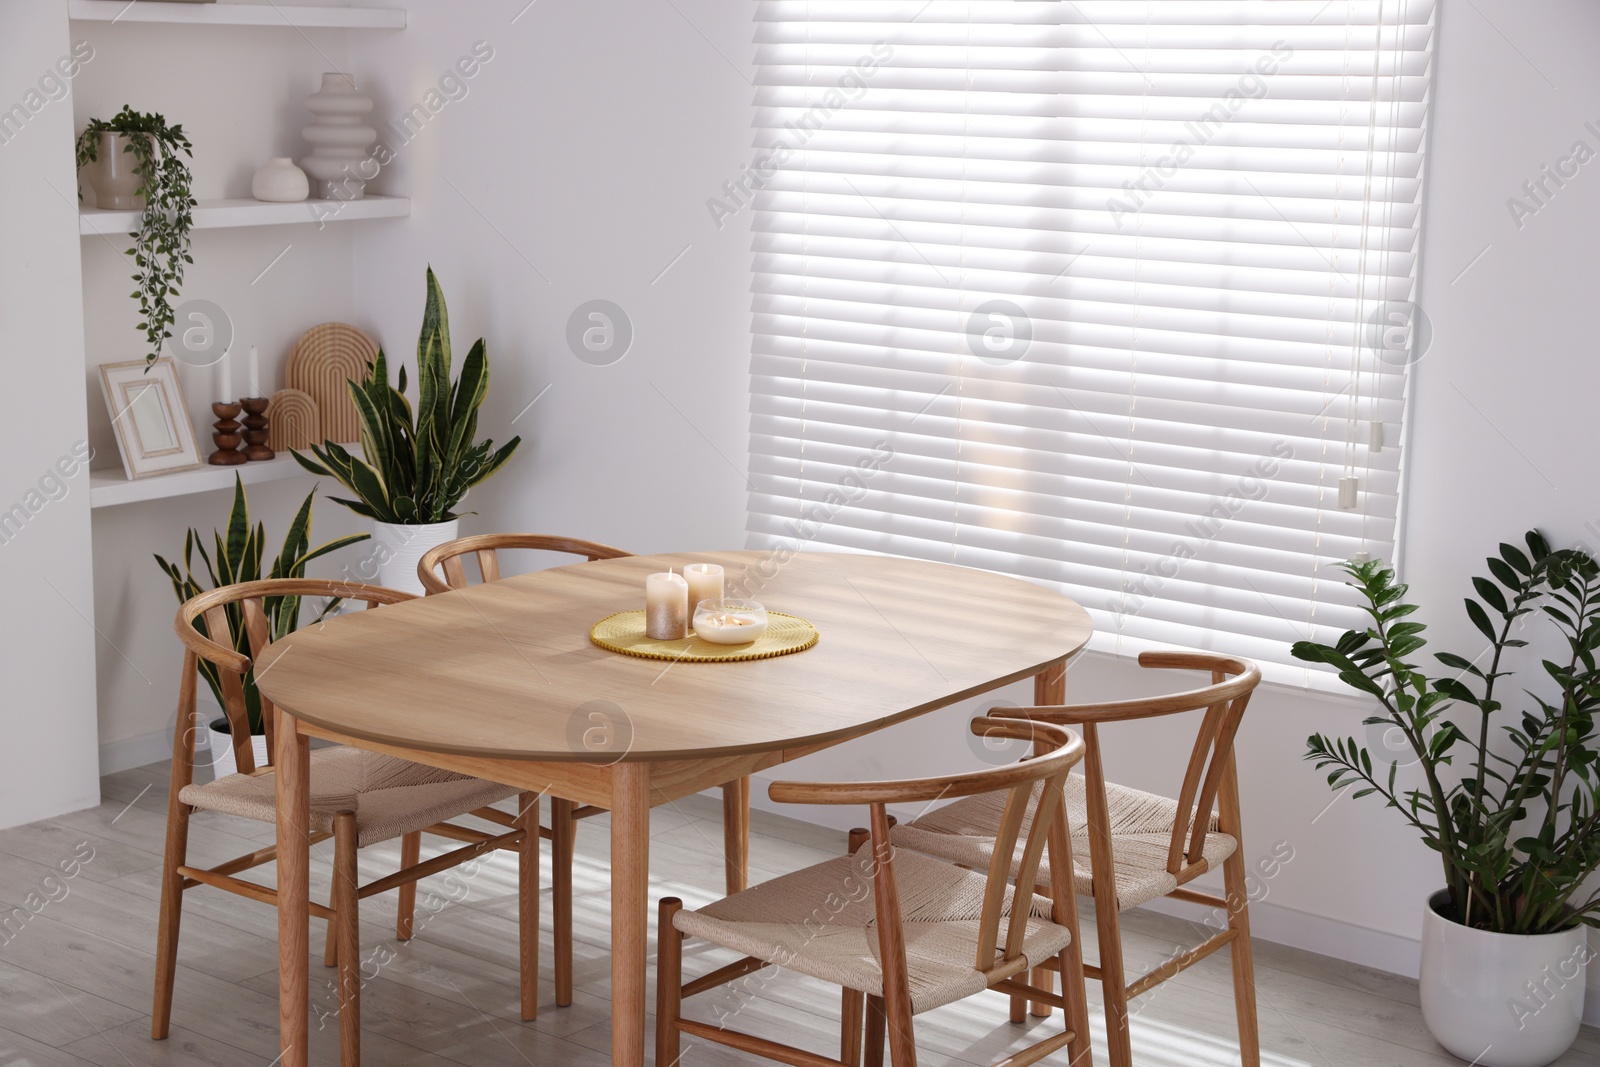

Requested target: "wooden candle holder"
[
  {"left": 239, "top": 397, "right": 275, "bottom": 461},
  {"left": 208, "top": 402, "right": 248, "bottom": 466}
]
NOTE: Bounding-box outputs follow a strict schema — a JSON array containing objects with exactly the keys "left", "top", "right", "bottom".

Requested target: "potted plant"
[
  {"left": 155, "top": 475, "right": 367, "bottom": 776},
  {"left": 1295, "top": 532, "right": 1599, "bottom": 1067},
  {"left": 291, "top": 267, "right": 520, "bottom": 594},
  {"left": 76, "top": 106, "right": 196, "bottom": 367}
]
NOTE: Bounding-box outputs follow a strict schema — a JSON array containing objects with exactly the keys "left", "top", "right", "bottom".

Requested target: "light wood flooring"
[{"left": 0, "top": 760, "right": 1594, "bottom": 1066}]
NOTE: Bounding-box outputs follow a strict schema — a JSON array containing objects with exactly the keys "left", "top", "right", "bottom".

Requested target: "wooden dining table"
[{"left": 254, "top": 549, "right": 1093, "bottom": 1066}]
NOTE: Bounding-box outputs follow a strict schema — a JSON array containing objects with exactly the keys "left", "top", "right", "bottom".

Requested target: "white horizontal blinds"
[{"left": 745, "top": 1, "right": 1433, "bottom": 681}]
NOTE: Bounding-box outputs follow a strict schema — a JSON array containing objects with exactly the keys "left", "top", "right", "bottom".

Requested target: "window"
[{"left": 744, "top": 1, "right": 1435, "bottom": 684}]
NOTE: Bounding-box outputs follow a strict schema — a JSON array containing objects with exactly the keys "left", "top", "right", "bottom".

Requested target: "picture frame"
[{"left": 98, "top": 357, "right": 204, "bottom": 480}]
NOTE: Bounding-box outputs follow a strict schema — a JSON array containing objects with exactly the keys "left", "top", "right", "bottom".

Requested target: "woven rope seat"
[
  {"left": 672, "top": 848, "right": 1072, "bottom": 1014},
  {"left": 894, "top": 774, "right": 1237, "bottom": 911},
  {"left": 179, "top": 747, "right": 518, "bottom": 848}
]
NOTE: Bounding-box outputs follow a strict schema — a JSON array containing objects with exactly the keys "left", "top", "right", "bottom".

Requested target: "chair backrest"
[
  {"left": 997, "top": 650, "right": 1260, "bottom": 880},
  {"left": 417, "top": 533, "right": 632, "bottom": 595},
  {"left": 769, "top": 718, "right": 1086, "bottom": 981},
  {"left": 173, "top": 578, "right": 414, "bottom": 774}
]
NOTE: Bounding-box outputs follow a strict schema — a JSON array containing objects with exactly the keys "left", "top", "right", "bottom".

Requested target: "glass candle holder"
[{"left": 693, "top": 598, "right": 768, "bottom": 645}]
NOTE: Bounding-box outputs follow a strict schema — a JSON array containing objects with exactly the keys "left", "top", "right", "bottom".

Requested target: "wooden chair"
[
  {"left": 154, "top": 579, "right": 544, "bottom": 1066},
  {"left": 891, "top": 651, "right": 1262, "bottom": 1067},
  {"left": 657, "top": 717, "right": 1093, "bottom": 1067},
  {"left": 416, "top": 532, "right": 756, "bottom": 1008}
]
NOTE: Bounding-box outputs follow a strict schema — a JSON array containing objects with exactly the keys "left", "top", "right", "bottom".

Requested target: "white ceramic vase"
[
  {"left": 299, "top": 72, "right": 376, "bottom": 200},
  {"left": 251, "top": 156, "right": 310, "bottom": 202},
  {"left": 1419, "top": 889, "right": 1588, "bottom": 1067},
  {"left": 204, "top": 719, "right": 270, "bottom": 780},
  {"left": 372, "top": 519, "right": 459, "bottom": 596},
  {"left": 82, "top": 132, "right": 144, "bottom": 210}
]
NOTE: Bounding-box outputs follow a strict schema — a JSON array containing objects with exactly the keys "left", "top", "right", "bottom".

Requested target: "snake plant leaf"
[
  {"left": 393, "top": 495, "right": 418, "bottom": 521},
  {"left": 328, "top": 495, "right": 380, "bottom": 520},
  {"left": 286, "top": 532, "right": 370, "bottom": 573},
  {"left": 345, "top": 458, "right": 393, "bottom": 522},
  {"left": 466, "top": 437, "right": 522, "bottom": 488}
]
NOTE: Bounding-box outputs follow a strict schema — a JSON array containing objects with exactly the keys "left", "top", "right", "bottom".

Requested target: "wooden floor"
[{"left": 0, "top": 762, "right": 1595, "bottom": 1067}]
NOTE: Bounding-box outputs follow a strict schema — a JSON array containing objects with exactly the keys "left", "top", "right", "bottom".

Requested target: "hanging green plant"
[{"left": 76, "top": 106, "right": 196, "bottom": 367}]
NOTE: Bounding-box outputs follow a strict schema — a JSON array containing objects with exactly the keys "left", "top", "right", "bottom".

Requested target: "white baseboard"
[{"left": 98, "top": 728, "right": 178, "bottom": 775}]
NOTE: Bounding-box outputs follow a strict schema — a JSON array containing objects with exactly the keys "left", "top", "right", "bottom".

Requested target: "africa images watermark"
[
  {"left": 1505, "top": 118, "right": 1600, "bottom": 230},
  {"left": 0, "top": 841, "right": 96, "bottom": 949},
  {"left": 0, "top": 40, "right": 94, "bottom": 148},
  {"left": 0, "top": 440, "right": 94, "bottom": 550},
  {"left": 1106, "top": 42, "right": 1295, "bottom": 229},
  {"left": 705, "top": 41, "right": 894, "bottom": 230}
]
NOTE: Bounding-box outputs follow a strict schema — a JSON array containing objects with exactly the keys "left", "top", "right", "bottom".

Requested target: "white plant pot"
[
  {"left": 204, "top": 719, "right": 270, "bottom": 780},
  {"left": 371, "top": 519, "right": 459, "bottom": 595},
  {"left": 1420, "top": 888, "right": 1589, "bottom": 1067}
]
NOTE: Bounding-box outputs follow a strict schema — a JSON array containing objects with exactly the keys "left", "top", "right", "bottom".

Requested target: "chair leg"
[
  {"left": 552, "top": 796, "right": 576, "bottom": 1007},
  {"left": 864, "top": 995, "right": 886, "bottom": 1067},
  {"left": 1223, "top": 851, "right": 1261, "bottom": 1067},
  {"left": 517, "top": 791, "right": 540, "bottom": 1021},
  {"left": 1096, "top": 899, "right": 1133, "bottom": 1067},
  {"left": 883, "top": 988, "right": 917, "bottom": 1067},
  {"left": 324, "top": 917, "right": 339, "bottom": 968},
  {"left": 841, "top": 989, "right": 865, "bottom": 1067},
  {"left": 333, "top": 811, "right": 361, "bottom": 1067},
  {"left": 396, "top": 830, "right": 421, "bottom": 940},
  {"left": 1029, "top": 965, "right": 1054, "bottom": 1018},
  {"left": 722, "top": 776, "right": 751, "bottom": 894},
  {"left": 656, "top": 898, "right": 684, "bottom": 1067},
  {"left": 150, "top": 801, "right": 191, "bottom": 1039}
]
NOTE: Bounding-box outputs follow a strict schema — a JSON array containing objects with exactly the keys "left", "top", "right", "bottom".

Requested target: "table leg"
[
  {"left": 721, "top": 775, "right": 751, "bottom": 894},
  {"left": 276, "top": 711, "right": 311, "bottom": 1067},
  {"left": 1031, "top": 660, "right": 1067, "bottom": 1019},
  {"left": 611, "top": 762, "right": 651, "bottom": 1067}
]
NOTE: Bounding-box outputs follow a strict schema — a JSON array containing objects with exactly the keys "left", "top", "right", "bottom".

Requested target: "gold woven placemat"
[{"left": 589, "top": 610, "right": 819, "bottom": 663}]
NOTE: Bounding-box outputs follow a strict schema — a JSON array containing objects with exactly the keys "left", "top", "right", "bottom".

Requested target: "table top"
[{"left": 255, "top": 550, "right": 1092, "bottom": 762}]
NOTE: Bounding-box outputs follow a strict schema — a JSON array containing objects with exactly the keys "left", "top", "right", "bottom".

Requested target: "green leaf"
[{"left": 1464, "top": 598, "right": 1498, "bottom": 642}]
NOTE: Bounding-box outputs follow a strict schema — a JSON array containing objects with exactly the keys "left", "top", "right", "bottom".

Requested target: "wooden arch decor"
[
  {"left": 284, "top": 322, "right": 377, "bottom": 445},
  {"left": 267, "top": 388, "right": 321, "bottom": 453}
]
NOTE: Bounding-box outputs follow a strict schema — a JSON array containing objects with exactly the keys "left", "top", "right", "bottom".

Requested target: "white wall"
[{"left": 0, "top": 2, "right": 101, "bottom": 829}]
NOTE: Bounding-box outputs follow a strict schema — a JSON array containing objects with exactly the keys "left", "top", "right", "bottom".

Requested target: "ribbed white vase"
[
  {"left": 372, "top": 519, "right": 459, "bottom": 596},
  {"left": 299, "top": 72, "right": 376, "bottom": 200}
]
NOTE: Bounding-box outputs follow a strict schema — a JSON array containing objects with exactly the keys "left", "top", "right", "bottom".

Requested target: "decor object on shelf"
[
  {"left": 76, "top": 106, "right": 196, "bottom": 366},
  {"left": 250, "top": 156, "right": 309, "bottom": 202},
  {"left": 97, "top": 357, "right": 203, "bottom": 480},
  {"left": 299, "top": 72, "right": 376, "bottom": 200},
  {"left": 1294, "top": 533, "right": 1600, "bottom": 1067},
  {"left": 292, "top": 267, "right": 521, "bottom": 594},
  {"left": 207, "top": 402, "right": 246, "bottom": 466},
  {"left": 154, "top": 475, "right": 368, "bottom": 757},
  {"left": 239, "top": 397, "right": 274, "bottom": 461},
  {"left": 284, "top": 321, "right": 375, "bottom": 444},
  {"left": 266, "top": 388, "right": 321, "bottom": 452}
]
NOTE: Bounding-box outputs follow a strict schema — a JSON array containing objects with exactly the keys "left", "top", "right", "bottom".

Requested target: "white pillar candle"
[
  {"left": 217, "top": 348, "right": 233, "bottom": 403},
  {"left": 247, "top": 345, "right": 262, "bottom": 398},
  {"left": 683, "top": 563, "right": 724, "bottom": 612},
  {"left": 645, "top": 569, "right": 689, "bottom": 640}
]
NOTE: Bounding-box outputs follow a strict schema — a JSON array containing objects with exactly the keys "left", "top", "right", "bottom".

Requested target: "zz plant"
[
  {"left": 1295, "top": 532, "right": 1600, "bottom": 934},
  {"left": 292, "top": 267, "right": 521, "bottom": 523},
  {"left": 76, "top": 106, "right": 196, "bottom": 367},
  {"left": 155, "top": 475, "right": 368, "bottom": 734}
]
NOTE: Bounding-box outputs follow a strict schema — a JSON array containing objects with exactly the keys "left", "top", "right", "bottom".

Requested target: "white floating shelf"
[
  {"left": 80, "top": 195, "right": 409, "bottom": 236},
  {"left": 90, "top": 447, "right": 356, "bottom": 509},
  {"left": 69, "top": 1, "right": 405, "bottom": 29}
]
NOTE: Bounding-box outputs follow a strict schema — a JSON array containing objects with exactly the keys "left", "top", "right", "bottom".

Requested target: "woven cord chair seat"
[
  {"left": 893, "top": 774, "right": 1237, "bottom": 911},
  {"left": 672, "top": 848, "right": 1072, "bottom": 1014},
  {"left": 180, "top": 747, "right": 518, "bottom": 848}
]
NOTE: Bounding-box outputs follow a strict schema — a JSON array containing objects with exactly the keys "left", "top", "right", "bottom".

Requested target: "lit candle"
[
  {"left": 693, "top": 600, "right": 769, "bottom": 645},
  {"left": 217, "top": 347, "right": 233, "bottom": 403},
  {"left": 683, "top": 563, "right": 724, "bottom": 613},
  {"left": 247, "top": 345, "right": 261, "bottom": 398},
  {"left": 645, "top": 569, "right": 689, "bottom": 640}
]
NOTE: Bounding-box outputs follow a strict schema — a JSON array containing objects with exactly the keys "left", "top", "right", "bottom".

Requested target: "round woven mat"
[{"left": 589, "top": 610, "right": 819, "bottom": 663}]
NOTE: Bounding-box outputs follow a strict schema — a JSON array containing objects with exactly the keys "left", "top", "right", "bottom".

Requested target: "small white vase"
[
  {"left": 204, "top": 719, "right": 270, "bottom": 780},
  {"left": 251, "top": 157, "right": 309, "bottom": 202},
  {"left": 372, "top": 519, "right": 459, "bottom": 596},
  {"left": 1420, "top": 889, "right": 1588, "bottom": 1067},
  {"left": 81, "top": 132, "right": 144, "bottom": 210},
  {"left": 300, "top": 72, "right": 377, "bottom": 200}
]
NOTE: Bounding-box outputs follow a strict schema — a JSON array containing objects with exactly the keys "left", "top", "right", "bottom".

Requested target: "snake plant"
[
  {"left": 155, "top": 475, "right": 368, "bottom": 733},
  {"left": 1296, "top": 532, "right": 1600, "bottom": 934},
  {"left": 292, "top": 267, "right": 520, "bottom": 523}
]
